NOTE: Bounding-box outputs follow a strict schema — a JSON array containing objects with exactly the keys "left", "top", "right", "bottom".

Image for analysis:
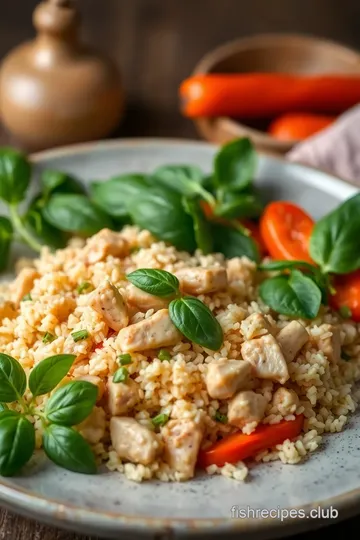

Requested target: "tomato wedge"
[
  {"left": 330, "top": 270, "right": 360, "bottom": 322},
  {"left": 197, "top": 414, "right": 304, "bottom": 468},
  {"left": 260, "top": 201, "right": 314, "bottom": 263}
]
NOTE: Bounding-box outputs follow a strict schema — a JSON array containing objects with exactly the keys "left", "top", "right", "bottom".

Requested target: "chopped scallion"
[
  {"left": 152, "top": 413, "right": 169, "bottom": 427},
  {"left": 71, "top": 329, "right": 89, "bottom": 342},
  {"left": 214, "top": 411, "right": 228, "bottom": 424},
  {"left": 118, "top": 353, "right": 132, "bottom": 366},
  {"left": 42, "top": 332, "right": 55, "bottom": 344},
  {"left": 21, "top": 293, "right": 32, "bottom": 302},
  {"left": 77, "top": 282, "right": 92, "bottom": 294},
  {"left": 158, "top": 349, "right": 171, "bottom": 361},
  {"left": 113, "top": 367, "right": 129, "bottom": 383}
]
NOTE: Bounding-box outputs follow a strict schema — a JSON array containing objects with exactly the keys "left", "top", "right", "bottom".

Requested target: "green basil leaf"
[
  {"left": 214, "top": 194, "right": 263, "bottom": 220},
  {"left": 126, "top": 185, "right": 197, "bottom": 252},
  {"left": 41, "top": 170, "right": 85, "bottom": 198},
  {"left": 90, "top": 174, "right": 150, "bottom": 218},
  {"left": 212, "top": 223, "right": 259, "bottom": 262},
  {"left": 169, "top": 297, "right": 223, "bottom": 351},
  {"left": 45, "top": 381, "right": 98, "bottom": 426},
  {"left": 43, "top": 194, "right": 113, "bottom": 235},
  {"left": 258, "top": 260, "right": 316, "bottom": 272},
  {"left": 152, "top": 165, "right": 214, "bottom": 205},
  {"left": 259, "top": 269, "right": 321, "bottom": 319},
  {"left": 0, "top": 412, "right": 35, "bottom": 476},
  {"left": 0, "top": 354, "right": 27, "bottom": 402},
  {"left": 43, "top": 424, "right": 96, "bottom": 474},
  {"left": 214, "top": 138, "right": 256, "bottom": 199},
  {"left": 182, "top": 197, "right": 213, "bottom": 254},
  {"left": 29, "top": 354, "right": 76, "bottom": 397},
  {"left": 0, "top": 217, "right": 13, "bottom": 272},
  {"left": 127, "top": 268, "right": 179, "bottom": 297},
  {"left": 200, "top": 174, "right": 215, "bottom": 195},
  {"left": 23, "top": 198, "right": 67, "bottom": 250},
  {"left": 0, "top": 149, "right": 31, "bottom": 204},
  {"left": 309, "top": 193, "right": 360, "bottom": 274}
]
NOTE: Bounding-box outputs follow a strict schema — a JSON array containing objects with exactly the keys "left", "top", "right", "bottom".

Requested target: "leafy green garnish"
[{"left": 127, "top": 269, "right": 180, "bottom": 297}]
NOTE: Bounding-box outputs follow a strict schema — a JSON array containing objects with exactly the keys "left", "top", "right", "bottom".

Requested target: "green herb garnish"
[
  {"left": 214, "top": 411, "right": 228, "bottom": 424},
  {"left": 126, "top": 268, "right": 223, "bottom": 351},
  {"left": 0, "top": 352, "right": 97, "bottom": 476},
  {"left": 118, "top": 353, "right": 132, "bottom": 366},
  {"left": 152, "top": 413, "right": 169, "bottom": 427},
  {"left": 77, "top": 282, "right": 92, "bottom": 294},
  {"left": 21, "top": 294, "right": 32, "bottom": 302},
  {"left": 339, "top": 306, "right": 352, "bottom": 319},
  {"left": 42, "top": 332, "right": 55, "bottom": 344},
  {"left": 158, "top": 349, "right": 171, "bottom": 362},
  {"left": 113, "top": 367, "right": 129, "bottom": 383},
  {"left": 71, "top": 330, "right": 89, "bottom": 342}
]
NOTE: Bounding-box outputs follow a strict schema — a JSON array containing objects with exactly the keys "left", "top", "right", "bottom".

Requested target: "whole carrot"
[
  {"left": 180, "top": 73, "right": 360, "bottom": 118},
  {"left": 268, "top": 112, "right": 335, "bottom": 141}
]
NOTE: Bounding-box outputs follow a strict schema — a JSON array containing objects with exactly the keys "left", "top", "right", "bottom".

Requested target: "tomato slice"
[
  {"left": 330, "top": 270, "right": 360, "bottom": 322},
  {"left": 259, "top": 201, "right": 315, "bottom": 263}
]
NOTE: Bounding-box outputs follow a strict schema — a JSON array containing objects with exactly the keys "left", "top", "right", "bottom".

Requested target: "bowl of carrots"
[{"left": 179, "top": 33, "right": 360, "bottom": 153}]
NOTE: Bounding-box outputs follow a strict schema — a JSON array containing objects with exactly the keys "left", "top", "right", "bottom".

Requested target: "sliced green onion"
[
  {"left": 339, "top": 305, "right": 352, "bottom": 319},
  {"left": 42, "top": 332, "right": 55, "bottom": 344},
  {"left": 214, "top": 411, "right": 228, "bottom": 424},
  {"left": 118, "top": 353, "right": 132, "bottom": 366},
  {"left": 21, "top": 293, "right": 32, "bottom": 302},
  {"left": 152, "top": 413, "right": 169, "bottom": 427},
  {"left": 113, "top": 367, "right": 129, "bottom": 383},
  {"left": 71, "top": 329, "right": 89, "bottom": 342},
  {"left": 158, "top": 349, "right": 171, "bottom": 362},
  {"left": 77, "top": 282, "right": 92, "bottom": 294}
]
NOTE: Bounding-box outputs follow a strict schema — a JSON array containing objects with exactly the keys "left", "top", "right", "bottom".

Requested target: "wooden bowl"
[{"left": 191, "top": 33, "right": 360, "bottom": 154}]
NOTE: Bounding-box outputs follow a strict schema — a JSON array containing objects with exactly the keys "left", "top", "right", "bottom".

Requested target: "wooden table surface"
[{"left": 1, "top": 0, "right": 360, "bottom": 537}]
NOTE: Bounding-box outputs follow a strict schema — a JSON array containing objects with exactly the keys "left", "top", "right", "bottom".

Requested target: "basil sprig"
[
  {"left": 0, "top": 354, "right": 97, "bottom": 477},
  {"left": 259, "top": 193, "right": 360, "bottom": 319},
  {"left": 126, "top": 268, "right": 223, "bottom": 350}
]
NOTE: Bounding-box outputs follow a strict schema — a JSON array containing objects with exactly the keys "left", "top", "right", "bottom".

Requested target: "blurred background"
[{"left": 1, "top": 0, "right": 360, "bottom": 144}]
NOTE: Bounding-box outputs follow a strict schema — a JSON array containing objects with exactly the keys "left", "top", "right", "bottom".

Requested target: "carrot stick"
[
  {"left": 197, "top": 414, "right": 304, "bottom": 468},
  {"left": 180, "top": 74, "right": 360, "bottom": 118}
]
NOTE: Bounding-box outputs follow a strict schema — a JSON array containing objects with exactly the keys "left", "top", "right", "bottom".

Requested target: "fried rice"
[{"left": 0, "top": 225, "right": 359, "bottom": 483}]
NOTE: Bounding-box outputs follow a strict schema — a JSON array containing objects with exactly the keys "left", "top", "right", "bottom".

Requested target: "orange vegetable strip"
[
  {"left": 197, "top": 414, "right": 304, "bottom": 468},
  {"left": 180, "top": 74, "right": 360, "bottom": 118}
]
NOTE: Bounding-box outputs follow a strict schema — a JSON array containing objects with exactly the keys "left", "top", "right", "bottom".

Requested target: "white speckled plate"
[{"left": 0, "top": 139, "right": 360, "bottom": 539}]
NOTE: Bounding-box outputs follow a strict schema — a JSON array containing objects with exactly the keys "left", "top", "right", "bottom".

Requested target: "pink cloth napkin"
[{"left": 286, "top": 104, "right": 360, "bottom": 185}]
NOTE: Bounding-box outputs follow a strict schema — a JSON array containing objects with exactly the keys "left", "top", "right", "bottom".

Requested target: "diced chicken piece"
[
  {"left": 228, "top": 390, "right": 267, "bottom": 429},
  {"left": 272, "top": 387, "right": 299, "bottom": 416},
  {"left": 110, "top": 417, "right": 162, "bottom": 465},
  {"left": 240, "top": 313, "right": 273, "bottom": 340},
  {"left": 88, "top": 280, "right": 129, "bottom": 332},
  {"left": 75, "top": 375, "right": 105, "bottom": 402},
  {"left": 10, "top": 268, "right": 39, "bottom": 305},
  {"left": 227, "top": 257, "right": 255, "bottom": 283},
  {"left": 205, "top": 359, "right": 252, "bottom": 399},
  {"left": 117, "top": 309, "right": 181, "bottom": 352},
  {"left": 108, "top": 376, "right": 140, "bottom": 415},
  {"left": 0, "top": 301, "right": 17, "bottom": 322},
  {"left": 124, "top": 283, "right": 170, "bottom": 312},
  {"left": 175, "top": 267, "right": 228, "bottom": 295},
  {"left": 162, "top": 419, "right": 204, "bottom": 480},
  {"left": 241, "top": 334, "right": 289, "bottom": 384},
  {"left": 314, "top": 324, "right": 341, "bottom": 364},
  {"left": 84, "top": 228, "right": 130, "bottom": 264},
  {"left": 277, "top": 321, "right": 309, "bottom": 363},
  {"left": 77, "top": 406, "right": 106, "bottom": 444}
]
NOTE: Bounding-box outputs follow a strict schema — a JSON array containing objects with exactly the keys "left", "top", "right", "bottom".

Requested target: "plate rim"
[{"left": 1, "top": 137, "right": 359, "bottom": 536}]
